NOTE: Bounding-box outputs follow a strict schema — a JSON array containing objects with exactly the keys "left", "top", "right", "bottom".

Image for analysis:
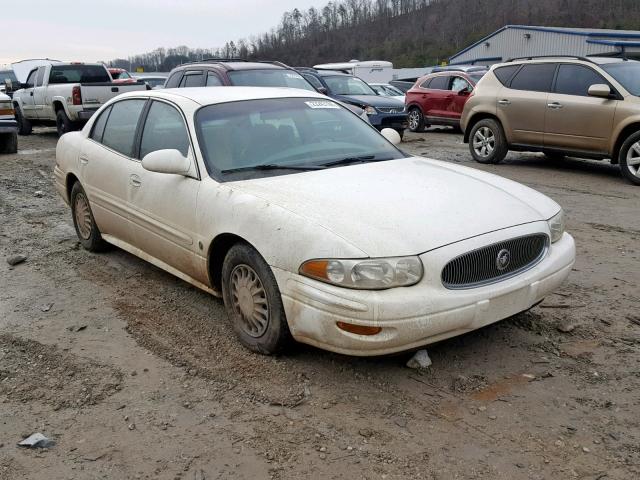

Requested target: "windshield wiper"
[
  {"left": 221, "top": 163, "right": 325, "bottom": 174},
  {"left": 322, "top": 155, "right": 386, "bottom": 167}
]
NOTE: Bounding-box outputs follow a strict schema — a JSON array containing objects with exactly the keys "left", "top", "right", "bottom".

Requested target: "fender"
[
  {"left": 609, "top": 114, "right": 640, "bottom": 160},
  {"left": 51, "top": 95, "right": 72, "bottom": 120}
]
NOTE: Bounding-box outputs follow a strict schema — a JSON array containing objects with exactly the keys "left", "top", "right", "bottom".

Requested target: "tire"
[
  {"left": 56, "top": 109, "right": 76, "bottom": 137},
  {"left": 395, "top": 129, "right": 405, "bottom": 141},
  {"left": 618, "top": 131, "right": 640, "bottom": 185},
  {"left": 0, "top": 132, "right": 17, "bottom": 154},
  {"left": 407, "top": 107, "right": 425, "bottom": 132},
  {"left": 70, "top": 182, "right": 107, "bottom": 251},
  {"left": 221, "top": 243, "right": 291, "bottom": 355},
  {"left": 15, "top": 107, "right": 32, "bottom": 135},
  {"left": 469, "top": 118, "right": 508, "bottom": 164}
]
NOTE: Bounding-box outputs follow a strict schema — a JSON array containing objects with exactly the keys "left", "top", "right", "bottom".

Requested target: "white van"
[{"left": 313, "top": 60, "right": 393, "bottom": 83}]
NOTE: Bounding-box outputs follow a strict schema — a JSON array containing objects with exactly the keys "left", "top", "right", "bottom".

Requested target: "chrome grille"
[
  {"left": 441, "top": 234, "right": 549, "bottom": 289},
  {"left": 377, "top": 107, "right": 405, "bottom": 114}
]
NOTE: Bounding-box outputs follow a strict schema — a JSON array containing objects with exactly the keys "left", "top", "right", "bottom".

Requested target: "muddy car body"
[{"left": 55, "top": 87, "right": 575, "bottom": 356}]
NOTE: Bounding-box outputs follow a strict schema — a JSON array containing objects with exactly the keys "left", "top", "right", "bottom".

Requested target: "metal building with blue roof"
[{"left": 448, "top": 25, "right": 640, "bottom": 65}]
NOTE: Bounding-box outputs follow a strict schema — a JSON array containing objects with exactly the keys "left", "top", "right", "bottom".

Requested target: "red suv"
[{"left": 406, "top": 69, "right": 486, "bottom": 132}]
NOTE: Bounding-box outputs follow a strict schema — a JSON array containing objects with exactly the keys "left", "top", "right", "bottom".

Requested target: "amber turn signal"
[
  {"left": 299, "top": 259, "right": 329, "bottom": 280},
  {"left": 336, "top": 321, "right": 382, "bottom": 336}
]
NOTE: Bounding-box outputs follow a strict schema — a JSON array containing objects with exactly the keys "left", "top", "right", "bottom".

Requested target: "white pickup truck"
[{"left": 12, "top": 62, "right": 148, "bottom": 136}]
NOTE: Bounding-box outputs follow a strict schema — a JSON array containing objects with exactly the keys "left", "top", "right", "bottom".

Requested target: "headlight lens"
[
  {"left": 364, "top": 105, "right": 377, "bottom": 115},
  {"left": 547, "top": 209, "right": 565, "bottom": 243},
  {"left": 299, "top": 256, "right": 423, "bottom": 289},
  {"left": 0, "top": 100, "right": 13, "bottom": 116}
]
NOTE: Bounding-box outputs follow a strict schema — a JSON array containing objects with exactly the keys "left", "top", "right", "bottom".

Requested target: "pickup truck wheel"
[
  {"left": 222, "top": 243, "right": 291, "bottom": 355},
  {"left": 619, "top": 131, "right": 640, "bottom": 185},
  {"left": 0, "top": 132, "right": 17, "bottom": 154},
  {"left": 408, "top": 107, "right": 425, "bottom": 132},
  {"left": 70, "top": 182, "right": 107, "bottom": 251},
  {"left": 15, "top": 108, "right": 32, "bottom": 135},
  {"left": 56, "top": 109, "right": 76, "bottom": 137},
  {"left": 469, "top": 118, "right": 508, "bottom": 164}
]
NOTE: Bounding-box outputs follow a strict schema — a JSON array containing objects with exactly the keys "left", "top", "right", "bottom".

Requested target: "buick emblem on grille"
[{"left": 496, "top": 249, "right": 511, "bottom": 271}]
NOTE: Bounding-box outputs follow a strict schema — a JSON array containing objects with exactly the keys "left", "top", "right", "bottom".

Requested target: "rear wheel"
[
  {"left": 15, "top": 107, "right": 32, "bottom": 135},
  {"left": 56, "top": 109, "right": 77, "bottom": 137},
  {"left": 70, "top": 182, "right": 107, "bottom": 251},
  {"left": 408, "top": 107, "right": 425, "bottom": 132},
  {"left": 221, "top": 243, "right": 291, "bottom": 355},
  {"left": 469, "top": 118, "right": 508, "bottom": 164},
  {"left": 618, "top": 131, "right": 640, "bottom": 185}
]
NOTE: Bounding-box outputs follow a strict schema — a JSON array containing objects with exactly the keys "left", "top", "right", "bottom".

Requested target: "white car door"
[
  {"left": 126, "top": 99, "right": 202, "bottom": 279},
  {"left": 32, "top": 66, "right": 49, "bottom": 119},
  {"left": 20, "top": 69, "right": 37, "bottom": 118},
  {"left": 79, "top": 98, "right": 147, "bottom": 245}
]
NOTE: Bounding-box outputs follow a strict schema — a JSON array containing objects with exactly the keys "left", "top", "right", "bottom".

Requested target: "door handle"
[
  {"left": 547, "top": 102, "right": 564, "bottom": 109},
  {"left": 498, "top": 99, "right": 511, "bottom": 106},
  {"left": 129, "top": 174, "right": 142, "bottom": 187},
  {"left": 79, "top": 155, "right": 89, "bottom": 165},
  {"left": 30, "top": 92, "right": 34, "bottom": 96}
]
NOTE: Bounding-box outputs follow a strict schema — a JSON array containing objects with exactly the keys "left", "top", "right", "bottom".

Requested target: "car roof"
[
  {"left": 116, "top": 86, "right": 326, "bottom": 106},
  {"left": 501, "top": 56, "right": 635, "bottom": 66}
]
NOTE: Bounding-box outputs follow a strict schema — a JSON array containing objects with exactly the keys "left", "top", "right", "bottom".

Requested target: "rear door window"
[
  {"left": 554, "top": 64, "right": 608, "bottom": 96},
  {"left": 206, "top": 72, "right": 223, "bottom": 86},
  {"left": 509, "top": 64, "right": 556, "bottom": 92},
  {"left": 101, "top": 99, "right": 147, "bottom": 157},
  {"left": 427, "top": 76, "right": 449, "bottom": 90},
  {"left": 140, "top": 101, "right": 190, "bottom": 158}
]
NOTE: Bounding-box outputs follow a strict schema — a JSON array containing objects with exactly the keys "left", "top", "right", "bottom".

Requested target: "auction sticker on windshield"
[{"left": 305, "top": 100, "right": 340, "bottom": 109}]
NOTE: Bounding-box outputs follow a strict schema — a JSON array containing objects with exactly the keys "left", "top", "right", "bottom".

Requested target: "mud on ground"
[{"left": 1, "top": 128, "right": 639, "bottom": 479}]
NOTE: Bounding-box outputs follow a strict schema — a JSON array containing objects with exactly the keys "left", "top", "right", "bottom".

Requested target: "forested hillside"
[{"left": 110, "top": 0, "right": 640, "bottom": 71}]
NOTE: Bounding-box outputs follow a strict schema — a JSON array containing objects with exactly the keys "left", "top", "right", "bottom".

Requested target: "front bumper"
[
  {"left": 274, "top": 222, "right": 576, "bottom": 356},
  {"left": 369, "top": 112, "right": 408, "bottom": 131},
  {"left": 0, "top": 119, "right": 18, "bottom": 133}
]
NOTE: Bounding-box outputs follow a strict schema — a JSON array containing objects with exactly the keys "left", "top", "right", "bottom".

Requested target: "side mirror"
[
  {"left": 457, "top": 87, "right": 471, "bottom": 96},
  {"left": 317, "top": 86, "right": 328, "bottom": 95},
  {"left": 142, "top": 149, "right": 191, "bottom": 175},
  {"left": 381, "top": 128, "right": 402, "bottom": 145},
  {"left": 588, "top": 84, "right": 612, "bottom": 98},
  {"left": 4, "top": 79, "right": 11, "bottom": 92}
]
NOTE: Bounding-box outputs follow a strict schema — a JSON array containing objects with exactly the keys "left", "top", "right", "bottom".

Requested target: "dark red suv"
[{"left": 406, "top": 69, "right": 486, "bottom": 132}]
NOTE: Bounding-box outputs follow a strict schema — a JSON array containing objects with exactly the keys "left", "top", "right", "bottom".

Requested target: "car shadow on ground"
[{"left": 502, "top": 153, "right": 625, "bottom": 183}]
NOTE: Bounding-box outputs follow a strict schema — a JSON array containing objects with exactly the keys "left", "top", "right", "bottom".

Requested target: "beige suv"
[{"left": 461, "top": 56, "right": 640, "bottom": 185}]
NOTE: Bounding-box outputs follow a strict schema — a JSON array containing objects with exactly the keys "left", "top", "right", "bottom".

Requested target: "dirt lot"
[{"left": 1, "top": 127, "right": 639, "bottom": 480}]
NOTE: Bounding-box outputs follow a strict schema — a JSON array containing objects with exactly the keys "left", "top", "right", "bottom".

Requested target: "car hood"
[
  {"left": 333, "top": 94, "right": 405, "bottom": 108},
  {"left": 228, "top": 157, "right": 560, "bottom": 257}
]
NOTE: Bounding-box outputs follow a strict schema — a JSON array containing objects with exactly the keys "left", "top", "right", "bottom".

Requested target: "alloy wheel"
[
  {"left": 230, "top": 264, "right": 269, "bottom": 338},
  {"left": 408, "top": 110, "right": 420, "bottom": 130},
  {"left": 626, "top": 141, "right": 640, "bottom": 178},
  {"left": 74, "top": 192, "right": 92, "bottom": 240},
  {"left": 473, "top": 126, "right": 496, "bottom": 158}
]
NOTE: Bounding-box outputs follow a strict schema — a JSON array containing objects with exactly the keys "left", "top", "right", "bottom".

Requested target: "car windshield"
[
  {"left": 601, "top": 61, "right": 640, "bottom": 96},
  {"left": 50, "top": 65, "right": 110, "bottom": 83},
  {"left": 0, "top": 70, "right": 18, "bottom": 83},
  {"left": 228, "top": 69, "right": 315, "bottom": 91},
  {"left": 195, "top": 97, "right": 403, "bottom": 178},
  {"left": 323, "top": 75, "right": 377, "bottom": 95}
]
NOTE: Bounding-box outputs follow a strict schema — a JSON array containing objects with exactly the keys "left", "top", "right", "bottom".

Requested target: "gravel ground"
[{"left": 1, "top": 127, "right": 639, "bottom": 480}]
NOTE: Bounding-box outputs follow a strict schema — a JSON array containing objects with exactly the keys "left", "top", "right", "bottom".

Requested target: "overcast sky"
[{"left": 2, "top": 0, "right": 319, "bottom": 65}]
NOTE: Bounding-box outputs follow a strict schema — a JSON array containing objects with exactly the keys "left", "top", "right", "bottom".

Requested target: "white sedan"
[{"left": 54, "top": 87, "right": 575, "bottom": 356}]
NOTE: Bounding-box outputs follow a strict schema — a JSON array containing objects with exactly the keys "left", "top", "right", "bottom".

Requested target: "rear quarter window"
[{"left": 492, "top": 65, "right": 519, "bottom": 86}]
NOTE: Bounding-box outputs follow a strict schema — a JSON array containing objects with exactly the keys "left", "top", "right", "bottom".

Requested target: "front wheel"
[
  {"left": 469, "top": 118, "right": 508, "bottom": 164},
  {"left": 408, "top": 107, "right": 425, "bottom": 132},
  {"left": 0, "top": 132, "right": 17, "bottom": 154},
  {"left": 619, "top": 131, "right": 640, "bottom": 185},
  {"left": 221, "top": 243, "right": 291, "bottom": 355}
]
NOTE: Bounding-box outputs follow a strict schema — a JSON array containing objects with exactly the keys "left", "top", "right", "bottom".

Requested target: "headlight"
[
  {"left": 0, "top": 100, "right": 13, "bottom": 116},
  {"left": 364, "top": 106, "right": 377, "bottom": 115},
  {"left": 547, "top": 209, "right": 565, "bottom": 243},
  {"left": 299, "top": 256, "right": 423, "bottom": 289}
]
